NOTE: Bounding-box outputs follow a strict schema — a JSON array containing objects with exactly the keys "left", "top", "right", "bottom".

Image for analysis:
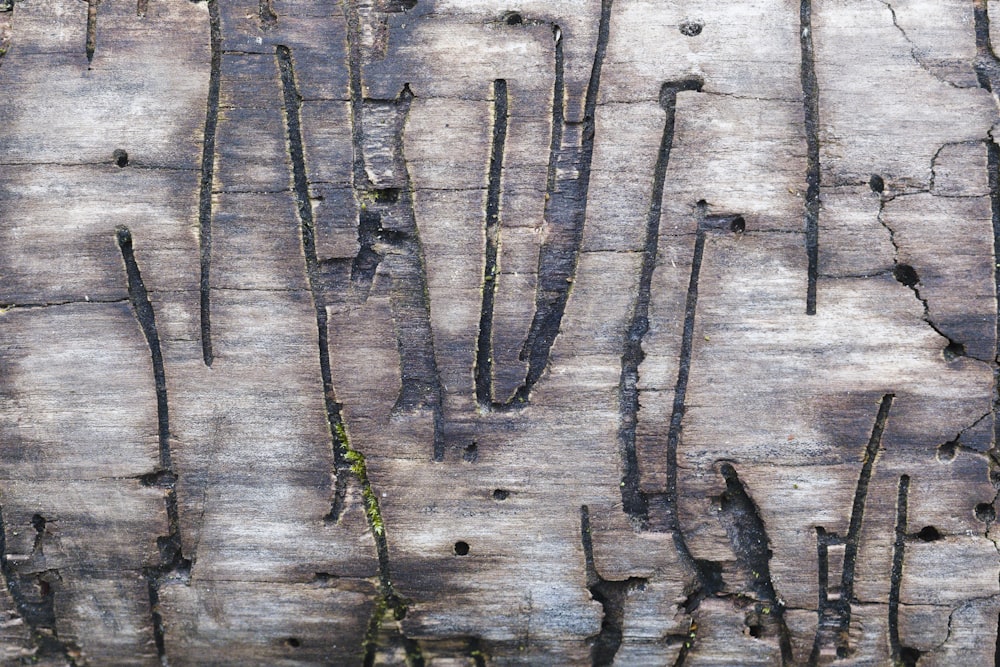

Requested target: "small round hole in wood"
[{"left": 679, "top": 20, "right": 703, "bottom": 36}]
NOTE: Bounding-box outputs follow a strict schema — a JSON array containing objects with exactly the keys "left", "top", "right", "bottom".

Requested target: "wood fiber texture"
[{"left": 1, "top": 0, "right": 999, "bottom": 665}]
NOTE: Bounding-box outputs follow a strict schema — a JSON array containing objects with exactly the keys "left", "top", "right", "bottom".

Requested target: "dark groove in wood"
[
  {"left": 362, "top": 596, "right": 383, "bottom": 667},
  {"left": 258, "top": 0, "right": 277, "bottom": 30},
  {"left": 361, "top": 579, "right": 418, "bottom": 666},
  {"left": 476, "top": 24, "right": 563, "bottom": 412},
  {"left": 618, "top": 78, "right": 703, "bottom": 526},
  {"left": 136, "top": 0, "right": 148, "bottom": 18},
  {"left": 975, "top": 0, "right": 1000, "bottom": 92},
  {"left": 992, "top": 144, "right": 1000, "bottom": 488},
  {"left": 982, "top": 42, "right": 1000, "bottom": 499},
  {"left": 810, "top": 524, "right": 839, "bottom": 664},
  {"left": 85, "top": 0, "right": 98, "bottom": 63},
  {"left": 475, "top": 79, "right": 509, "bottom": 409},
  {"left": 671, "top": 618, "right": 696, "bottom": 667},
  {"left": 469, "top": 637, "right": 488, "bottom": 667},
  {"left": 377, "top": 158, "right": 447, "bottom": 461},
  {"left": 117, "top": 227, "right": 190, "bottom": 666},
  {"left": 342, "top": 0, "right": 444, "bottom": 459},
  {"left": 800, "top": 0, "right": 820, "bottom": 315},
  {"left": 116, "top": 226, "right": 170, "bottom": 470},
  {"left": 811, "top": 395, "right": 893, "bottom": 661},
  {"left": 888, "top": 474, "right": 910, "bottom": 665},
  {"left": 636, "top": 207, "right": 748, "bottom": 614},
  {"left": 581, "top": 506, "right": 645, "bottom": 667},
  {"left": 510, "top": 0, "right": 613, "bottom": 405},
  {"left": 840, "top": 393, "right": 893, "bottom": 628},
  {"left": 146, "top": 578, "right": 168, "bottom": 664},
  {"left": 275, "top": 44, "right": 351, "bottom": 518},
  {"left": 199, "top": 0, "right": 221, "bottom": 367},
  {"left": 0, "top": 504, "right": 79, "bottom": 664},
  {"left": 344, "top": 0, "right": 368, "bottom": 190},
  {"left": 717, "top": 463, "right": 793, "bottom": 665},
  {"left": 277, "top": 45, "right": 408, "bottom": 639},
  {"left": 663, "top": 222, "right": 706, "bottom": 554},
  {"left": 546, "top": 25, "right": 565, "bottom": 218},
  {"left": 403, "top": 636, "right": 426, "bottom": 667},
  {"left": 350, "top": 205, "right": 382, "bottom": 289},
  {"left": 815, "top": 526, "right": 830, "bottom": 606},
  {"left": 634, "top": 206, "right": 722, "bottom": 613},
  {"left": 642, "top": 209, "right": 720, "bottom": 610}
]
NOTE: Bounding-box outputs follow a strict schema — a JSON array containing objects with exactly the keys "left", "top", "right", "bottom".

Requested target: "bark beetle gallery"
[{"left": 0, "top": 0, "right": 998, "bottom": 665}]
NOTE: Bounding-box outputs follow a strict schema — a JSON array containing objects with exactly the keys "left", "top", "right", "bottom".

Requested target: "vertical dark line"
[
  {"left": 665, "top": 229, "right": 706, "bottom": 538},
  {"left": 403, "top": 637, "right": 426, "bottom": 667},
  {"left": 275, "top": 44, "right": 350, "bottom": 515},
  {"left": 277, "top": 46, "right": 405, "bottom": 630},
  {"left": 809, "top": 527, "right": 834, "bottom": 664},
  {"left": 511, "top": 0, "right": 613, "bottom": 405},
  {"left": 800, "top": 0, "right": 820, "bottom": 315},
  {"left": 199, "top": 0, "right": 221, "bottom": 367},
  {"left": 888, "top": 474, "right": 910, "bottom": 665},
  {"left": 484, "top": 25, "right": 561, "bottom": 411},
  {"left": 975, "top": 11, "right": 1000, "bottom": 587},
  {"left": 581, "top": 0, "right": 613, "bottom": 134},
  {"left": 116, "top": 227, "right": 170, "bottom": 471},
  {"left": 842, "top": 395, "right": 893, "bottom": 586},
  {"left": 989, "top": 142, "right": 1000, "bottom": 475},
  {"left": 975, "top": 0, "right": 1000, "bottom": 92},
  {"left": 580, "top": 505, "right": 597, "bottom": 584},
  {"left": 86, "top": 0, "right": 98, "bottom": 62},
  {"left": 657, "top": 220, "right": 730, "bottom": 614},
  {"left": 975, "top": 0, "right": 993, "bottom": 64},
  {"left": 837, "top": 393, "right": 894, "bottom": 651},
  {"left": 343, "top": 0, "right": 367, "bottom": 190},
  {"left": 657, "top": 212, "right": 750, "bottom": 613},
  {"left": 810, "top": 399, "right": 893, "bottom": 662},
  {"left": 815, "top": 528, "right": 829, "bottom": 607},
  {"left": 618, "top": 79, "right": 702, "bottom": 525},
  {"left": 146, "top": 579, "right": 166, "bottom": 661},
  {"left": 362, "top": 596, "right": 385, "bottom": 667},
  {"left": 276, "top": 46, "right": 315, "bottom": 257},
  {"left": 546, "top": 28, "right": 565, "bottom": 196},
  {"left": 469, "top": 637, "right": 488, "bottom": 667},
  {"left": 672, "top": 619, "right": 695, "bottom": 667},
  {"left": 117, "top": 227, "right": 188, "bottom": 666},
  {"left": 475, "top": 79, "right": 508, "bottom": 408}
]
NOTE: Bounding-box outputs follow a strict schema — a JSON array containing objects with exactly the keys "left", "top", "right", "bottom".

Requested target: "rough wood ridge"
[{"left": 0, "top": 0, "right": 999, "bottom": 665}]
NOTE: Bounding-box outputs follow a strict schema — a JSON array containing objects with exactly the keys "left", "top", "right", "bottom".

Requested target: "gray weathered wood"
[{"left": 1, "top": 0, "right": 1000, "bottom": 665}]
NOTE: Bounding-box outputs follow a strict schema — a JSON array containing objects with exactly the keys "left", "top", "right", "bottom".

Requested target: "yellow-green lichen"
[{"left": 336, "top": 422, "right": 385, "bottom": 537}]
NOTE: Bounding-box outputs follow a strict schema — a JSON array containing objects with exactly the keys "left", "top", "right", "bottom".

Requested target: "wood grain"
[{"left": 1, "top": 0, "right": 999, "bottom": 664}]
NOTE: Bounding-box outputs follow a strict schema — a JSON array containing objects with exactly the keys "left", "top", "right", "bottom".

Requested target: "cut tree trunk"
[{"left": 1, "top": 0, "right": 999, "bottom": 665}]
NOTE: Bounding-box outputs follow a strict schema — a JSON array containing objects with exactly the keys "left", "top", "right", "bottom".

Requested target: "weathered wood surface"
[{"left": 1, "top": 0, "right": 1000, "bottom": 665}]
